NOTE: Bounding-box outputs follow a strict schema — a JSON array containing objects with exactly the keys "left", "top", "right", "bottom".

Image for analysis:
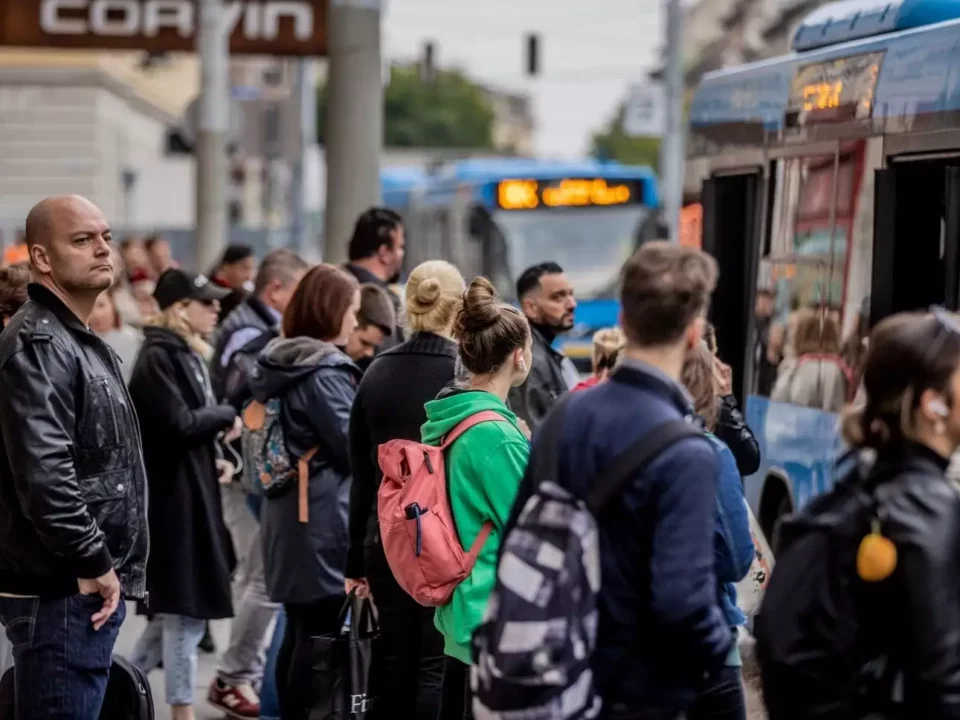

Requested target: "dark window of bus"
[{"left": 755, "top": 148, "right": 863, "bottom": 412}]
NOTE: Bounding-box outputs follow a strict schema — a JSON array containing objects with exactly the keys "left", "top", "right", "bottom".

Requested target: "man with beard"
[
  {"left": 508, "top": 262, "right": 579, "bottom": 429},
  {"left": 0, "top": 196, "right": 148, "bottom": 718},
  {"left": 344, "top": 208, "right": 406, "bottom": 365}
]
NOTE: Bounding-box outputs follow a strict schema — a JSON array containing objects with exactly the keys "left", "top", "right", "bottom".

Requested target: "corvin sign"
[{"left": 0, "top": 0, "right": 328, "bottom": 55}]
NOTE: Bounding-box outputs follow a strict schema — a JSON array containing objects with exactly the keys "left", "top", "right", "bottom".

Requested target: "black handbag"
[{"left": 309, "top": 592, "right": 380, "bottom": 719}]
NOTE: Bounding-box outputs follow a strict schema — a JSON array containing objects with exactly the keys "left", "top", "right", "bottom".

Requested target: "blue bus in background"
[
  {"left": 381, "top": 158, "right": 661, "bottom": 369},
  {"left": 688, "top": 0, "right": 960, "bottom": 546}
]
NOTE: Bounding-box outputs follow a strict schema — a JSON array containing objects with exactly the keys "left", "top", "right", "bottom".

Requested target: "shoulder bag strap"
[
  {"left": 440, "top": 410, "right": 507, "bottom": 449},
  {"left": 586, "top": 419, "right": 705, "bottom": 515}
]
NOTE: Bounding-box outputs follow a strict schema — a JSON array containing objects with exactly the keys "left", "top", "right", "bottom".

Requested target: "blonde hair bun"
[
  {"left": 414, "top": 277, "right": 442, "bottom": 308},
  {"left": 405, "top": 260, "right": 466, "bottom": 334}
]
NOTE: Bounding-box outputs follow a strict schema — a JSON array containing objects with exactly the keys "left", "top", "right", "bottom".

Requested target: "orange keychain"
[{"left": 857, "top": 516, "right": 897, "bottom": 582}]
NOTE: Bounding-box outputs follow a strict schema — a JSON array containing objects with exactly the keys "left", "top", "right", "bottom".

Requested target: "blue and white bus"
[
  {"left": 382, "top": 158, "right": 661, "bottom": 369},
  {"left": 688, "top": 0, "right": 960, "bottom": 546}
]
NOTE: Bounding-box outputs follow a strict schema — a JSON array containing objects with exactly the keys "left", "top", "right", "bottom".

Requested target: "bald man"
[{"left": 0, "top": 196, "right": 148, "bottom": 719}]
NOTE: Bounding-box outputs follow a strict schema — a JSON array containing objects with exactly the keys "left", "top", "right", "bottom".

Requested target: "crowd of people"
[{"left": 0, "top": 192, "right": 959, "bottom": 720}]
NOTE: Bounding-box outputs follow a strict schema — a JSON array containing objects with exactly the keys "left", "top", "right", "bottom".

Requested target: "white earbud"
[
  {"left": 929, "top": 399, "right": 950, "bottom": 418},
  {"left": 518, "top": 359, "right": 527, "bottom": 373}
]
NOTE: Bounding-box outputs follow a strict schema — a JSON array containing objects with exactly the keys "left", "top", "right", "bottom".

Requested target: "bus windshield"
[{"left": 492, "top": 205, "right": 649, "bottom": 299}]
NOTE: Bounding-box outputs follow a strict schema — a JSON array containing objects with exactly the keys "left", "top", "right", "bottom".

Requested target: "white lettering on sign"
[
  {"left": 349, "top": 694, "right": 374, "bottom": 714},
  {"left": 39, "top": 0, "right": 314, "bottom": 40}
]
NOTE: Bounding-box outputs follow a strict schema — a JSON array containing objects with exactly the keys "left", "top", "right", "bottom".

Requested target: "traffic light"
[
  {"left": 525, "top": 33, "right": 539, "bottom": 77},
  {"left": 421, "top": 40, "right": 436, "bottom": 84}
]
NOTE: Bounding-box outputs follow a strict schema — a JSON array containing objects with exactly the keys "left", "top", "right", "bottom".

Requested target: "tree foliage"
[
  {"left": 589, "top": 103, "right": 661, "bottom": 168},
  {"left": 317, "top": 64, "right": 496, "bottom": 149}
]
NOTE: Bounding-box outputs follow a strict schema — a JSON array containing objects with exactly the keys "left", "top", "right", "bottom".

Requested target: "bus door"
[
  {"left": 872, "top": 160, "right": 960, "bottom": 322},
  {"left": 701, "top": 169, "right": 763, "bottom": 404}
]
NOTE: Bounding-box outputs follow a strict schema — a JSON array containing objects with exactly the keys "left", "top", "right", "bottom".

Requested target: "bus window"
[{"left": 756, "top": 147, "right": 868, "bottom": 410}]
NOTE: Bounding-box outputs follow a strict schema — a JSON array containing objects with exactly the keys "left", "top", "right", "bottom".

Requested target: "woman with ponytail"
[
  {"left": 346, "top": 260, "right": 467, "bottom": 719},
  {"left": 573, "top": 327, "right": 626, "bottom": 392}
]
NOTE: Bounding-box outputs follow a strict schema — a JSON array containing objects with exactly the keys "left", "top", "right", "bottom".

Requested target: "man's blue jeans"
[{"left": 0, "top": 593, "right": 127, "bottom": 719}]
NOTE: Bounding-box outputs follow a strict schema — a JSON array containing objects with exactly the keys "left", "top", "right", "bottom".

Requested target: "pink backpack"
[{"left": 377, "top": 411, "right": 504, "bottom": 607}]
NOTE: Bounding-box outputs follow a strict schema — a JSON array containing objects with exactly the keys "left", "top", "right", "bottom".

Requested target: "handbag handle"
[{"left": 338, "top": 590, "right": 380, "bottom": 639}]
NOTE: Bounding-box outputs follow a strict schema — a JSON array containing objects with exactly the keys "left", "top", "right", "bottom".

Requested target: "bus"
[
  {"left": 381, "top": 158, "right": 661, "bottom": 369},
  {"left": 687, "top": 0, "right": 960, "bottom": 546}
]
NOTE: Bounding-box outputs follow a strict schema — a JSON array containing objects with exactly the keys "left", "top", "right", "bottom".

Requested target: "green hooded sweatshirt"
[{"left": 421, "top": 389, "right": 530, "bottom": 663}]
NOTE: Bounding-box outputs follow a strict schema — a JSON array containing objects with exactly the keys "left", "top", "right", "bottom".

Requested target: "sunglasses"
[{"left": 925, "top": 305, "right": 960, "bottom": 363}]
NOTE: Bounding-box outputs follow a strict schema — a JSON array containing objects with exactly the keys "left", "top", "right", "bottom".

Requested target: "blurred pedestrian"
[
  {"left": 208, "top": 250, "right": 308, "bottom": 718},
  {"left": 145, "top": 234, "right": 179, "bottom": 277},
  {"left": 344, "top": 207, "right": 407, "bottom": 363},
  {"left": 508, "top": 262, "right": 578, "bottom": 429},
  {"left": 344, "top": 283, "right": 396, "bottom": 366},
  {"left": 421, "top": 277, "right": 532, "bottom": 719},
  {"left": 0, "top": 263, "right": 30, "bottom": 327},
  {"left": 250, "top": 265, "right": 360, "bottom": 720},
  {"left": 211, "top": 244, "right": 257, "bottom": 322},
  {"left": 347, "top": 260, "right": 466, "bottom": 719},
  {"left": 128, "top": 269, "right": 239, "bottom": 720},
  {"left": 211, "top": 248, "right": 308, "bottom": 406},
  {"left": 0, "top": 196, "right": 147, "bottom": 719},
  {"left": 88, "top": 286, "right": 144, "bottom": 384},
  {"left": 572, "top": 327, "right": 625, "bottom": 391}
]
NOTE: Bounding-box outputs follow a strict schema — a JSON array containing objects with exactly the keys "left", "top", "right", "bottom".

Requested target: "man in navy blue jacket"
[{"left": 520, "top": 242, "right": 732, "bottom": 719}]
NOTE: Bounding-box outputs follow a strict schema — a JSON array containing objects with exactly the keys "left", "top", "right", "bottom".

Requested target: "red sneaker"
[{"left": 208, "top": 680, "right": 260, "bottom": 719}]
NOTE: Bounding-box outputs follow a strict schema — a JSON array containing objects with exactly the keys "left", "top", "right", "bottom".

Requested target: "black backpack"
[
  {"left": 754, "top": 454, "right": 887, "bottom": 720},
  {"left": 0, "top": 654, "right": 154, "bottom": 719}
]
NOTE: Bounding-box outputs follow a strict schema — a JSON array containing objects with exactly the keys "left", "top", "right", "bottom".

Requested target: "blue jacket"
[
  {"left": 708, "top": 434, "right": 754, "bottom": 629},
  {"left": 507, "top": 361, "right": 732, "bottom": 714}
]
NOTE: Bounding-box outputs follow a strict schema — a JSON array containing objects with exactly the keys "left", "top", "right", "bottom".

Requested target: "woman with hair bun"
[
  {"left": 347, "top": 260, "right": 467, "bottom": 719},
  {"left": 573, "top": 327, "right": 626, "bottom": 392},
  {"left": 420, "top": 276, "right": 532, "bottom": 719}
]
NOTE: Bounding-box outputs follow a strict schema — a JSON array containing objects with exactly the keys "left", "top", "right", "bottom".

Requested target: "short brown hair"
[
  {"left": 454, "top": 277, "right": 529, "bottom": 375},
  {"left": 620, "top": 242, "right": 717, "bottom": 346},
  {"left": 282, "top": 264, "right": 358, "bottom": 341},
  {"left": 0, "top": 263, "right": 30, "bottom": 319},
  {"left": 254, "top": 248, "right": 309, "bottom": 294},
  {"left": 358, "top": 283, "right": 395, "bottom": 336}
]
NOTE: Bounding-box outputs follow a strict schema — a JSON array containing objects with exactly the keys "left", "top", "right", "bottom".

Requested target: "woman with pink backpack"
[{"left": 416, "top": 277, "right": 533, "bottom": 719}]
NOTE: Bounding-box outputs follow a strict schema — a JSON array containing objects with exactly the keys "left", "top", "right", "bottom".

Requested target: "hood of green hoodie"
[{"left": 421, "top": 390, "right": 519, "bottom": 446}]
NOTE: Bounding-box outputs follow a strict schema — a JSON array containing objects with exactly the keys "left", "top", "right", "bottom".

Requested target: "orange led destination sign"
[
  {"left": 497, "top": 178, "right": 639, "bottom": 210},
  {"left": 789, "top": 51, "right": 884, "bottom": 125}
]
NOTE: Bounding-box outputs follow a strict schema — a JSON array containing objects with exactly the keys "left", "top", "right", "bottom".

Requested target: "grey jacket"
[{"left": 251, "top": 336, "right": 360, "bottom": 604}]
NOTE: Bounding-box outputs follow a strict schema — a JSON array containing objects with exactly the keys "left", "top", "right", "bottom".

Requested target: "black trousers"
[
  {"left": 365, "top": 545, "right": 444, "bottom": 720},
  {"left": 438, "top": 656, "right": 473, "bottom": 720},
  {"left": 687, "top": 667, "right": 747, "bottom": 720},
  {"left": 276, "top": 595, "right": 346, "bottom": 720}
]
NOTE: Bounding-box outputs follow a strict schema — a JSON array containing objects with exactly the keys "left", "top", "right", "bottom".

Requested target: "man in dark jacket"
[
  {"left": 507, "top": 262, "right": 579, "bottom": 429},
  {"left": 211, "top": 248, "right": 308, "bottom": 406},
  {"left": 512, "top": 242, "right": 732, "bottom": 719},
  {"left": 343, "top": 207, "right": 406, "bottom": 364},
  {"left": 344, "top": 283, "right": 396, "bottom": 367},
  {"left": 0, "top": 195, "right": 148, "bottom": 718}
]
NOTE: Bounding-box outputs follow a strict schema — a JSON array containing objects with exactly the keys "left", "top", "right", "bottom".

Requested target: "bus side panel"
[{"left": 744, "top": 395, "right": 845, "bottom": 514}]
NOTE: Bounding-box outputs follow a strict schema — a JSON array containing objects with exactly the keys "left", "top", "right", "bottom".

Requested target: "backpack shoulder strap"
[
  {"left": 440, "top": 410, "right": 508, "bottom": 449},
  {"left": 586, "top": 419, "right": 705, "bottom": 514}
]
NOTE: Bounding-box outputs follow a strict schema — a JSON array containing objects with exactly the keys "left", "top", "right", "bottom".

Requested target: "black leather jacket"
[
  {"left": 715, "top": 394, "right": 761, "bottom": 476},
  {"left": 0, "top": 285, "right": 149, "bottom": 599},
  {"left": 860, "top": 443, "right": 960, "bottom": 718},
  {"left": 508, "top": 324, "right": 569, "bottom": 430}
]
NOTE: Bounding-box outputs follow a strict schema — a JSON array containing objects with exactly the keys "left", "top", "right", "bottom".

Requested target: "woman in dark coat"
[
  {"left": 345, "top": 260, "right": 465, "bottom": 719},
  {"left": 128, "top": 269, "right": 239, "bottom": 720},
  {"left": 250, "top": 264, "right": 361, "bottom": 720}
]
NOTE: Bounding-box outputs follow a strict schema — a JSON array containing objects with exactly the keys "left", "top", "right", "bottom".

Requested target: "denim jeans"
[
  {"left": 130, "top": 613, "right": 206, "bottom": 705},
  {"left": 438, "top": 657, "right": 473, "bottom": 720},
  {"left": 687, "top": 667, "right": 746, "bottom": 720},
  {"left": 0, "top": 593, "right": 127, "bottom": 719},
  {"left": 259, "top": 607, "right": 286, "bottom": 720}
]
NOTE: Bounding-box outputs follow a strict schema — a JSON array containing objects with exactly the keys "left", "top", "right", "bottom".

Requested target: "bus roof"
[{"left": 690, "top": 8, "right": 960, "bottom": 133}]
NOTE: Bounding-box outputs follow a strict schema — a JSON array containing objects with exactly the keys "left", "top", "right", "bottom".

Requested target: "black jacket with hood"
[
  {"left": 128, "top": 326, "right": 238, "bottom": 619},
  {"left": 251, "top": 336, "right": 361, "bottom": 604}
]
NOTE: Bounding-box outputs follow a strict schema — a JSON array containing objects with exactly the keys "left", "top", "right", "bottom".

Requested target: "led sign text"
[{"left": 497, "top": 178, "right": 634, "bottom": 210}]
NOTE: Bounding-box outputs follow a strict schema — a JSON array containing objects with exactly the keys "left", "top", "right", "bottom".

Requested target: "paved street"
[{"left": 114, "top": 602, "right": 231, "bottom": 720}]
